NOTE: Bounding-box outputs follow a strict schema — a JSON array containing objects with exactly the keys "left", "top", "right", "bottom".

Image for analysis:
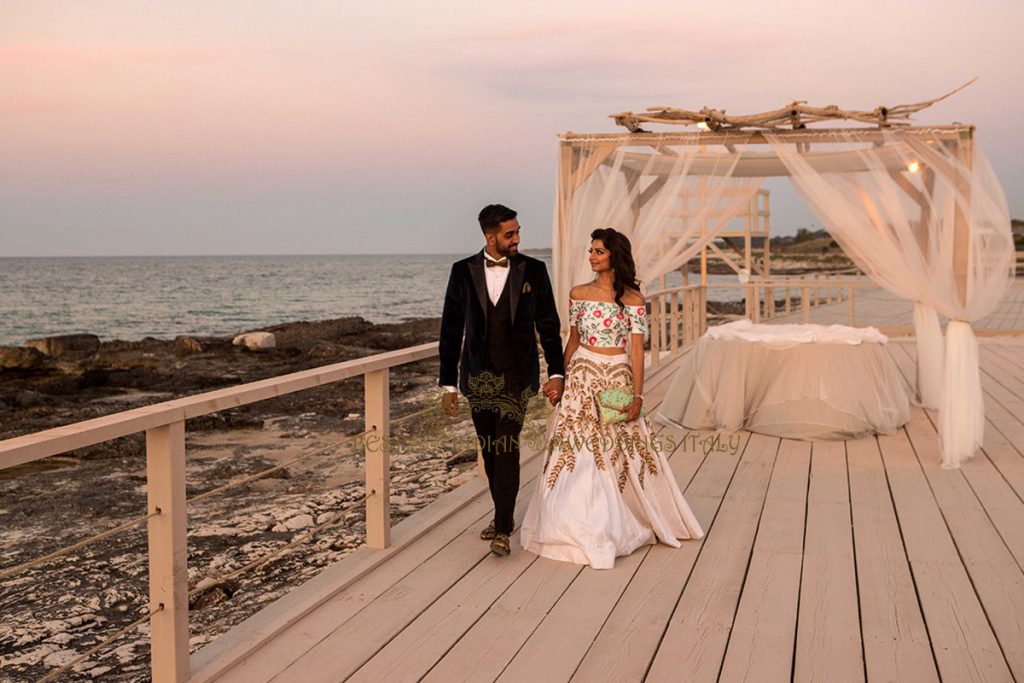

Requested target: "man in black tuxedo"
[{"left": 439, "top": 204, "right": 565, "bottom": 557}]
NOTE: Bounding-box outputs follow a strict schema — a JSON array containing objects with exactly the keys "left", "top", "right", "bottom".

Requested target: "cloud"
[
  {"left": 436, "top": 21, "right": 780, "bottom": 105},
  {"left": 0, "top": 43, "right": 237, "bottom": 68}
]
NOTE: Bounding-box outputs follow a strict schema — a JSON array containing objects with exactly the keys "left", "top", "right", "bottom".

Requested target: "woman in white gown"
[{"left": 521, "top": 228, "right": 703, "bottom": 570}]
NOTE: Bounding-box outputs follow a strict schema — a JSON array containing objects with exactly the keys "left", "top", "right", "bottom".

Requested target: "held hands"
[
  {"left": 542, "top": 377, "right": 564, "bottom": 406},
  {"left": 441, "top": 392, "right": 459, "bottom": 417}
]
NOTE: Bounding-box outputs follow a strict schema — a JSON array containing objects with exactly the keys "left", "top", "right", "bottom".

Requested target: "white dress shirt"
[
  {"left": 483, "top": 251, "right": 511, "bottom": 305},
  {"left": 443, "top": 251, "right": 562, "bottom": 393}
]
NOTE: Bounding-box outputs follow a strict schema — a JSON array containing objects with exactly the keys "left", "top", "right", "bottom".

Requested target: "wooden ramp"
[
  {"left": 191, "top": 339, "right": 1024, "bottom": 683},
  {"left": 767, "top": 283, "right": 1024, "bottom": 334}
]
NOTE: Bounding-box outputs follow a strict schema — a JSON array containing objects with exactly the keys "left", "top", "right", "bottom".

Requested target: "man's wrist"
[
  {"left": 549, "top": 374, "right": 564, "bottom": 381},
  {"left": 441, "top": 385, "right": 458, "bottom": 393}
]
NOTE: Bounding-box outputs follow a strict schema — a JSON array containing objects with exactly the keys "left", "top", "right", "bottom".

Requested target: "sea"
[{"left": 0, "top": 254, "right": 746, "bottom": 347}]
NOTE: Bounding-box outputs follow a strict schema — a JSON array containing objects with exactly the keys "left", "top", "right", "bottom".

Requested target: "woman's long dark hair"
[{"left": 590, "top": 227, "right": 641, "bottom": 309}]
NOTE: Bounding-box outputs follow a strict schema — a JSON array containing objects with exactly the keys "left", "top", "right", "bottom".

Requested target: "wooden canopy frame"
[{"left": 554, "top": 125, "right": 975, "bottom": 306}]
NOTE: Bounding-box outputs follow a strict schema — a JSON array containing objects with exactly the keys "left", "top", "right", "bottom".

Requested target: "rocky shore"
[{"left": 1, "top": 316, "right": 531, "bottom": 681}]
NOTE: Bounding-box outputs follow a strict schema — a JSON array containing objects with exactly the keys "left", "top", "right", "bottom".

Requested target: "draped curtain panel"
[
  {"left": 553, "top": 128, "right": 1015, "bottom": 468},
  {"left": 764, "top": 130, "right": 1014, "bottom": 467},
  {"left": 553, "top": 134, "right": 763, "bottom": 330}
]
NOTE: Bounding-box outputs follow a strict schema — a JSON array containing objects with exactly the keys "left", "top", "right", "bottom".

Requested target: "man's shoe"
[
  {"left": 490, "top": 533, "right": 511, "bottom": 558},
  {"left": 480, "top": 521, "right": 497, "bottom": 540}
]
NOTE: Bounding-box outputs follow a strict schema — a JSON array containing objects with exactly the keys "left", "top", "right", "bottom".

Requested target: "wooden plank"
[
  {"left": 496, "top": 550, "right": 648, "bottom": 682},
  {"left": 644, "top": 433, "right": 780, "bottom": 682},
  {"left": 419, "top": 557, "right": 584, "bottom": 682},
  {"left": 570, "top": 432, "right": 750, "bottom": 683},
  {"left": 270, "top": 482, "right": 542, "bottom": 683},
  {"left": 903, "top": 412, "right": 1024, "bottom": 680},
  {"left": 847, "top": 436, "right": 938, "bottom": 682},
  {"left": 345, "top": 540, "right": 539, "bottom": 683},
  {"left": 205, "top": 452, "right": 542, "bottom": 683},
  {"left": 794, "top": 441, "right": 864, "bottom": 682},
  {"left": 189, "top": 445, "right": 510, "bottom": 681},
  {"left": 718, "top": 439, "right": 810, "bottom": 682},
  {"left": 877, "top": 426, "right": 1013, "bottom": 681}
]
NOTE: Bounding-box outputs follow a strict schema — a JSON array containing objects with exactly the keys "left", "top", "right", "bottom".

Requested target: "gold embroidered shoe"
[
  {"left": 480, "top": 521, "right": 497, "bottom": 540},
  {"left": 490, "top": 533, "right": 511, "bottom": 557}
]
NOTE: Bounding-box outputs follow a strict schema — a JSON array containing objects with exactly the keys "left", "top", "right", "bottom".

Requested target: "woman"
[{"left": 520, "top": 228, "right": 704, "bottom": 569}]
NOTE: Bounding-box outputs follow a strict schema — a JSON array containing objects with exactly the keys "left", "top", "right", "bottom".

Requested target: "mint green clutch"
[{"left": 596, "top": 385, "right": 645, "bottom": 425}]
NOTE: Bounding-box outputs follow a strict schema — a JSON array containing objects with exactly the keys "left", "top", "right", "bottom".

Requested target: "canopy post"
[{"left": 952, "top": 129, "right": 974, "bottom": 307}]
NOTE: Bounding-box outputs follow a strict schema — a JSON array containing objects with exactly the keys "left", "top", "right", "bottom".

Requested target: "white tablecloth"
[{"left": 656, "top": 322, "right": 911, "bottom": 440}]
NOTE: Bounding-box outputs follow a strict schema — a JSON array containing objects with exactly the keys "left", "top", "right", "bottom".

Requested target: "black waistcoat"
[{"left": 485, "top": 278, "right": 516, "bottom": 374}]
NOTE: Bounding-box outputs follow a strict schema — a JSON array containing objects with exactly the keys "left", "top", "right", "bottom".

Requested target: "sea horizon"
[{"left": 0, "top": 252, "right": 743, "bottom": 347}]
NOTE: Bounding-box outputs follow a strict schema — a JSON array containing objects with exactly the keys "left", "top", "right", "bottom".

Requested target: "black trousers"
[{"left": 470, "top": 392, "right": 528, "bottom": 535}]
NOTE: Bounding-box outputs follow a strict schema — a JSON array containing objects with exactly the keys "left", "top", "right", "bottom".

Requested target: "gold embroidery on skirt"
[{"left": 544, "top": 353, "right": 659, "bottom": 491}]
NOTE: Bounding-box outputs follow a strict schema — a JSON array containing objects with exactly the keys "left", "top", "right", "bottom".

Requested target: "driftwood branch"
[{"left": 610, "top": 79, "right": 977, "bottom": 133}]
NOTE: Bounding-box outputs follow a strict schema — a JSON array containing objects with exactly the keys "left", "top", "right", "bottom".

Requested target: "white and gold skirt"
[{"left": 521, "top": 346, "right": 703, "bottom": 570}]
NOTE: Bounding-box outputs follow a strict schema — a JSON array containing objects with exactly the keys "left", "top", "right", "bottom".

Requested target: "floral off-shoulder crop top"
[{"left": 570, "top": 298, "right": 649, "bottom": 349}]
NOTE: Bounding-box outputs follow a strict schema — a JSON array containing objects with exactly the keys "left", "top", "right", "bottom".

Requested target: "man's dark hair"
[{"left": 478, "top": 204, "right": 517, "bottom": 233}]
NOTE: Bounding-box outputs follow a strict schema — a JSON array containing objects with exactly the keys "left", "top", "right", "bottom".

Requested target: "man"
[{"left": 439, "top": 204, "right": 565, "bottom": 557}]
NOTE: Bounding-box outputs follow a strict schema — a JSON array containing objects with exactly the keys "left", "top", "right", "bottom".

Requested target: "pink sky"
[{"left": 2, "top": 0, "right": 1022, "bottom": 255}]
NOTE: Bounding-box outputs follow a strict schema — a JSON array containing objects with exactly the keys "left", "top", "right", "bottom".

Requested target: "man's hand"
[
  {"left": 542, "top": 377, "right": 564, "bottom": 406},
  {"left": 441, "top": 392, "right": 459, "bottom": 417}
]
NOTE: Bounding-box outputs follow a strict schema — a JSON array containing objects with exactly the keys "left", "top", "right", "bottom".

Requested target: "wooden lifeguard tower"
[{"left": 675, "top": 186, "right": 771, "bottom": 286}]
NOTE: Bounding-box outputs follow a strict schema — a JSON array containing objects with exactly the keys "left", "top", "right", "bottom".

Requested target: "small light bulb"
[
  {"left": 696, "top": 122, "right": 710, "bottom": 131},
  {"left": 907, "top": 160, "right": 921, "bottom": 173}
]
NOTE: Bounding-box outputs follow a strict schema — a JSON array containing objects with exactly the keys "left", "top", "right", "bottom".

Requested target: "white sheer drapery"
[
  {"left": 553, "top": 135, "right": 763, "bottom": 329},
  {"left": 764, "top": 130, "right": 1015, "bottom": 467}
]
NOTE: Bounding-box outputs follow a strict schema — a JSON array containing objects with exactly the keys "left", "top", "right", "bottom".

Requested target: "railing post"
[
  {"left": 649, "top": 296, "right": 661, "bottom": 368},
  {"left": 146, "top": 421, "right": 189, "bottom": 683},
  {"left": 765, "top": 285, "right": 774, "bottom": 319},
  {"left": 682, "top": 290, "right": 693, "bottom": 345},
  {"left": 670, "top": 292, "right": 680, "bottom": 355},
  {"left": 751, "top": 283, "right": 761, "bottom": 324},
  {"left": 802, "top": 285, "right": 811, "bottom": 324},
  {"left": 699, "top": 286, "right": 707, "bottom": 336},
  {"left": 813, "top": 275, "right": 820, "bottom": 307},
  {"left": 364, "top": 369, "right": 391, "bottom": 549},
  {"left": 848, "top": 285, "right": 856, "bottom": 325},
  {"left": 784, "top": 286, "right": 791, "bottom": 314}
]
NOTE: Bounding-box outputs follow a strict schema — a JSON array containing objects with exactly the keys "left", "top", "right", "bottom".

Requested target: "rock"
[
  {"left": 25, "top": 334, "right": 100, "bottom": 359},
  {"left": 174, "top": 335, "right": 232, "bottom": 356},
  {"left": 232, "top": 332, "right": 276, "bottom": 350},
  {"left": 0, "top": 346, "right": 47, "bottom": 369},
  {"left": 445, "top": 448, "right": 478, "bottom": 467},
  {"left": 284, "top": 514, "right": 314, "bottom": 530},
  {"left": 175, "top": 336, "right": 204, "bottom": 356},
  {"left": 307, "top": 341, "right": 339, "bottom": 360}
]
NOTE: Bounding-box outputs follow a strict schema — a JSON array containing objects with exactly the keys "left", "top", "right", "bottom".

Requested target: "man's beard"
[{"left": 496, "top": 243, "right": 517, "bottom": 257}]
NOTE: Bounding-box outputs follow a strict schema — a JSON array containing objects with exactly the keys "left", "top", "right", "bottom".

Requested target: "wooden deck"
[
  {"left": 190, "top": 336, "right": 1024, "bottom": 683},
  {"left": 766, "top": 282, "right": 1024, "bottom": 333}
]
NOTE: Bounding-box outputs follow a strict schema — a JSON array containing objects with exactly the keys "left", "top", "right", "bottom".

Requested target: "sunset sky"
[{"left": 2, "top": 1, "right": 1022, "bottom": 256}]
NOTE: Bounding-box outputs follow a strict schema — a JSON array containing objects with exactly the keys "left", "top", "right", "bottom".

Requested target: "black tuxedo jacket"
[{"left": 439, "top": 250, "right": 565, "bottom": 395}]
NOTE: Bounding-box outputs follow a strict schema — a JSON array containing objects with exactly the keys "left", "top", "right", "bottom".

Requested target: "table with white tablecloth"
[{"left": 655, "top": 320, "right": 911, "bottom": 440}]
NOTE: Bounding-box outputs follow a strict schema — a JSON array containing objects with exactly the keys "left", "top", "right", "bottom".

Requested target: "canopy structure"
[{"left": 552, "top": 124, "right": 1015, "bottom": 468}]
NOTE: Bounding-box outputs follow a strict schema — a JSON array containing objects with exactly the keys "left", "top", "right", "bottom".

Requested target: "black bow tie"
[{"left": 485, "top": 258, "right": 509, "bottom": 268}]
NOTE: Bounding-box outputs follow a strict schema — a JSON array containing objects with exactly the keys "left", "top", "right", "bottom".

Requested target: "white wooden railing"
[
  {"left": 644, "top": 274, "right": 872, "bottom": 368},
  {"left": 645, "top": 284, "right": 707, "bottom": 368},
  {"left": 0, "top": 342, "right": 437, "bottom": 683}
]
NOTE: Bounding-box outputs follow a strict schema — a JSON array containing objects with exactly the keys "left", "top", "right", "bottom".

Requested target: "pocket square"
[{"left": 522, "top": 282, "right": 532, "bottom": 293}]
